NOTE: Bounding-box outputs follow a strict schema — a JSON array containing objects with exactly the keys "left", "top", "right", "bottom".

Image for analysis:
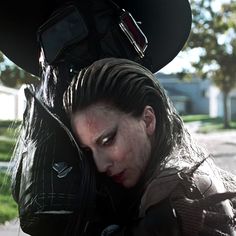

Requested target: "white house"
[
  {"left": 0, "top": 84, "right": 25, "bottom": 120},
  {"left": 209, "top": 84, "right": 236, "bottom": 119},
  {"left": 157, "top": 73, "right": 210, "bottom": 115},
  {"left": 156, "top": 73, "right": 236, "bottom": 120},
  {"left": 1, "top": 74, "right": 235, "bottom": 120}
]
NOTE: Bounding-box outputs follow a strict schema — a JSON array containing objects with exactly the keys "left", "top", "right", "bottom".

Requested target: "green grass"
[
  {"left": 0, "top": 120, "right": 21, "bottom": 129},
  {"left": 0, "top": 120, "right": 20, "bottom": 162},
  {"left": 182, "top": 114, "right": 220, "bottom": 123},
  {"left": 0, "top": 121, "right": 20, "bottom": 223},
  {"left": 198, "top": 120, "right": 236, "bottom": 133},
  {"left": 0, "top": 172, "right": 18, "bottom": 224},
  {"left": 182, "top": 114, "right": 236, "bottom": 133},
  {"left": 0, "top": 127, "right": 18, "bottom": 138},
  {"left": 0, "top": 120, "right": 20, "bottom": 138},
  {"left": 0, "top": 139, "right": 16, "bottom": 162}
]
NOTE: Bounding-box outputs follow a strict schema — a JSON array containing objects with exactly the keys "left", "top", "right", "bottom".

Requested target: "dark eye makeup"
[{"left": 99, "top": 127, "right": 117, "bottom": 147}]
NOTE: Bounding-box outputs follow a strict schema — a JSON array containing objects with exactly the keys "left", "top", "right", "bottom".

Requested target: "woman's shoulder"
[
  {"left": 139, "top": 168, "right": 181, "bottom": 217},
  {"left": 138, "top": 162, "right": 236, "bottom": 235},
  {"left": 139, "top": 160, "right": 233, "bottom": 217}
]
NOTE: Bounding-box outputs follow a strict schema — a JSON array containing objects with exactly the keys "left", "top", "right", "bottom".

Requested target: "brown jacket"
[{"left": 110, "top": 159, "right": 236, "bottom": 236}]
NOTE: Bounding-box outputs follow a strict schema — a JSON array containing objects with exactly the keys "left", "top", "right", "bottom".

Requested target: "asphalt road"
[
  {"left": 0, "top": 129, "right": 236, "bottom": 236},
  {"left": 191, "top": 130, "right": 236, "bottom": 175}
]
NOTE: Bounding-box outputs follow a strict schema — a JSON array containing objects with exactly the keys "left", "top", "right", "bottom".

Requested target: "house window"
[{"left": 201, "top": 90, "right": 207, "bottom": 97}]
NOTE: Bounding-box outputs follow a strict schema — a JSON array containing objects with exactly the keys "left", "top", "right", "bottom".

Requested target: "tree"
[
  {"left": 186, "top": 0, "right": 236, "bottom": 128},
  {"left": 0, "top": 51, "right": 39, "bottom": 88},
  {"left": 0, "top": 52, "right": 4, "bottom": 64}
]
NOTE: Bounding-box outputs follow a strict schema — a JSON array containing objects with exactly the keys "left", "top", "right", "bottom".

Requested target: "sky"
[
  {"left": 159, "top": 0, "right": 231, "bottom": 74},
  {"left": 159, "top": 51, "right": 195, "bottom": 74}
]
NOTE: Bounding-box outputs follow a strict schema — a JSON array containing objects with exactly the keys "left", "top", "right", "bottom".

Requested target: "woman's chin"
[{"left": 121, "top": 178, "right": 137, "bottom": 189}]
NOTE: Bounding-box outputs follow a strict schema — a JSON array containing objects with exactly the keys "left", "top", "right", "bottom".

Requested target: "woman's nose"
[{"left": 93, "top": 151, "right": 113, "bottom": 173}]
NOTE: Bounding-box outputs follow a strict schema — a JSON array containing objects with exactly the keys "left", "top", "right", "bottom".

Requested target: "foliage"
[
  {"left": 0, "top": 51, "right": 39, "bottom": 88},
  {"left": 185, "top": 0, "right": 236, "bottom": 128},
  {"left": 198, "top": 120, "right": 236, "bottom": 133},
  {"left": 0, "top": 173, "right": 18, "bottom": 224},
  {"left": 0, "top": 53, "right": 4, "bottom": 64},
  {"left": 189, "top": 0, "right": 236, "bottom": 91}
]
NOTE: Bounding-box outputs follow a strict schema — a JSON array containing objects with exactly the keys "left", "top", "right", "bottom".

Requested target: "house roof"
[{"left": 165, "top": 87, "right": 189, "bottom": 102}]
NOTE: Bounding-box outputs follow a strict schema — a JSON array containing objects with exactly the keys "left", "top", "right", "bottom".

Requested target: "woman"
[{"left": 63, "top": 58, "right": 236, "bottom": 235}]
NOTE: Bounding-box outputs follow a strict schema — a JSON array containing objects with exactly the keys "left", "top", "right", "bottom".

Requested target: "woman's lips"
[{"left": 111, "top": 170, "right": 126, "bottom": 184}]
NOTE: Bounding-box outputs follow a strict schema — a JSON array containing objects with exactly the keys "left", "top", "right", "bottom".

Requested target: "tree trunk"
[{"left": 223, "top": 91, "right": 230, "bottom": 129}]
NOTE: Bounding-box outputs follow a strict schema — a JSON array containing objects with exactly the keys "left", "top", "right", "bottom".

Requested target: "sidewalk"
[{"left": 0, "top": 219, "right": 28, "bottom": 236}]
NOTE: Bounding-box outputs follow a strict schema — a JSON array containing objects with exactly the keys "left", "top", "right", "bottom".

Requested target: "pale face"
[{"left": 71, "top": 103, "right": 156, "bottom": 188}]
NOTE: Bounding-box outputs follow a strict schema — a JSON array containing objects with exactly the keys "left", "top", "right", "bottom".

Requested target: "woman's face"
[{"left": 71, "top": 103, "right": 156, "bottom": 188}]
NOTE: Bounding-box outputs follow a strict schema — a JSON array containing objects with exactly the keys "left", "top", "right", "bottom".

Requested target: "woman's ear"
[{"left": 142, "top": 105, "right": 156, "bottom": 136}]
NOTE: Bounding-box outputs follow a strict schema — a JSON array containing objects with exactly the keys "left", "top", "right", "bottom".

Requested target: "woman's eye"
[
  {"left": 101, "top": 137, "right": 110, "bottom": 145},
  {"left": 101, "top": 132, "right": 116, "bottom": 146}
]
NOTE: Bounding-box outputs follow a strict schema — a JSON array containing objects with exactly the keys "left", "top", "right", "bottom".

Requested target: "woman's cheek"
[{"left": 110, "top": 144, "right": 128, "bottom": 162}]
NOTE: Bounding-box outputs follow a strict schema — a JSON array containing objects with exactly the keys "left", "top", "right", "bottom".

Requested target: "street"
[
  {"left": 190, "top": 130, "right": 236, "bottom": 175},
  {"left": 0, "top": 129, "right": 236, "bottom": 236}
]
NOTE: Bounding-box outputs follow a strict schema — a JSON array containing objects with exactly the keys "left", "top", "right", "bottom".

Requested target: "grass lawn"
[
  {"left": 0, "top": 172, "right": 18, "bottom": 224},
  {"left": 0, "top": 120, "right": 21, "bottom": 135},
  {"left": 198, "top": 120, "right": 236, "bottom": 133},
  {"left": 0, "top": 120, "right": 20, "bottom": 223},
  {"left": 182, "top": 114, "right": 236, "bottom": 133},
  {"left": 0, "top": 120, "right": 20, "bottom": 162},
  {"left": 182, "top": 114, "right": 220, "bottom": 123},
  {"left": 0, "top": 139, "right": 16, "bottom": 162}
]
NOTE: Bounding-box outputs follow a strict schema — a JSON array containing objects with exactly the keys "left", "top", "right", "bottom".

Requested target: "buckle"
[{"left": 119, "top": 9, "right": 148, "bottom": 58}]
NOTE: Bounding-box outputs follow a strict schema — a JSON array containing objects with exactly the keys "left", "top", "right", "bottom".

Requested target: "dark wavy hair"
[{"left": 63, "top": 57, "right": 184, "bottom": 180}]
